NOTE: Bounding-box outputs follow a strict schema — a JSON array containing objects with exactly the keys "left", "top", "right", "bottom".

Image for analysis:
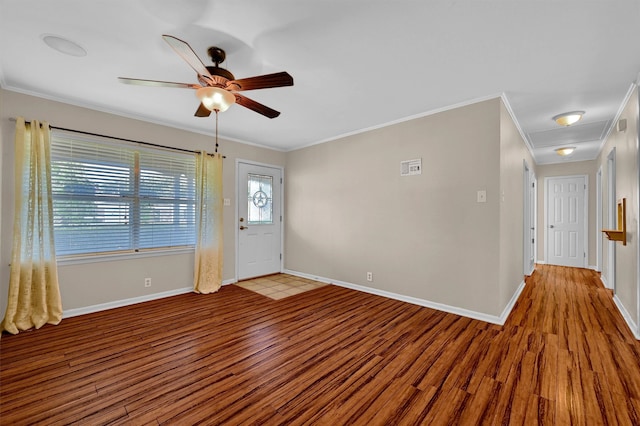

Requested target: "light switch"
[
  {"left": 223, "top": 198, "right": 231, "bottom": 206},
  {"left": 477, "top": 190, "right": 486, "bottom": 203}
]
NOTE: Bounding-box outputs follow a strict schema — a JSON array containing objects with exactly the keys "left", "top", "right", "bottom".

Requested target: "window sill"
[{"left": 56, "top": 247, "right": 194, "bottom": 266}]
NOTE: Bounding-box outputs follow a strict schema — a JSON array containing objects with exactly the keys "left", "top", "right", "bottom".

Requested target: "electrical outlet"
[
  {"left": 366, "top": 272, "right": 373, "bottom": 282},
  {"left": 144, "top": 278, "right": 151, "bottom": 287}
]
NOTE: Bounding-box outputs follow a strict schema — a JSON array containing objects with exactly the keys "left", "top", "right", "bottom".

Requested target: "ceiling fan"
[{"left": 119, "top": 35, "right": 293, "bottom": 119}]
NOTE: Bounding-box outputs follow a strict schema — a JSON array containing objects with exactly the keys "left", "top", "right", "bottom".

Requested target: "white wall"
[
  {"left": 285, "top": 97, "right": 530, "bottom": 318},
  {"left": 0, "top": 89, "right": 285, "bottom": 315},
  {"left": 0, "top": 90, "right": 5, "bottom": 318},
  {"left": 597, "top": 86, "right": 639, "bottom": 334},
  {"left": 499, "top": 101, "right": 536, "bottom": 310}
]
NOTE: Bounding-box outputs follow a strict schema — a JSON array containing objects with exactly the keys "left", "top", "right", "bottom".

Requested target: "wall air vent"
[{"left": 400, "top": 158, "right": 422, "bottom": 177}]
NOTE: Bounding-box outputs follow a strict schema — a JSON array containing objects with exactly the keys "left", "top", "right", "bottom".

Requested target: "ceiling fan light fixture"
[
  {"left": 555, "top": 147, "right": 576, "bottom": 156},
  {"left": 552, "top": 111, "right": 585, "bottom": 126},
  {"left": 196, "top": 87, "right": 235, "bottom": 112}
]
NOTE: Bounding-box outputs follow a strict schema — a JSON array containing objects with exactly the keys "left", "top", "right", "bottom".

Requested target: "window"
[
  {"left": 247, "top": 173, "right": 273, "bottom": 225},
  {"left": 50, "top": 130, "right": 196, "bottom": 257}
]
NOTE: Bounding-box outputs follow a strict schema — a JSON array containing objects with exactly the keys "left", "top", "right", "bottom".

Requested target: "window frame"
[{"left": 50, "top": 130, "right": 197, "bottom": 261}]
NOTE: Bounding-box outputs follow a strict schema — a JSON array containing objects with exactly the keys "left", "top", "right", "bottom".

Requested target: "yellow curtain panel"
[
  {"left": 2, "top": 117, "right": 63, "bottom": 335},
  {"left": 193, "top": 152, "right": 224, "bottom": 294}
]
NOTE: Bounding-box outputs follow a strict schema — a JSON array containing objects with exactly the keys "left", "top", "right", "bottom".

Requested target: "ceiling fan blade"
[
  {"left": 195, "top": 102, "right": 212, "bottom": 117},
  {"left": 235, "top": 94, "right": 281, "bottom": 119},
  {"left": 118, "top": 77, "right": 200, "bottom": 89},
  {"left": 162, "top": 35, "right": 214, "bottom": 83},
  {"left": 227, "top": 72, "right": 294, "bottom": 91}
]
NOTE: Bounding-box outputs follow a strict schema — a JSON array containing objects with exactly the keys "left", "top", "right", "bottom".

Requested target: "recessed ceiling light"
[
  {"left": 552, "top": 111, "right": 585, "bottom": 126},
  {"left": 555, "top": 147, "right": 576, "bottom": 156},
  {"left": 41, "top": 34, "right": 87, "bottom": 57}
]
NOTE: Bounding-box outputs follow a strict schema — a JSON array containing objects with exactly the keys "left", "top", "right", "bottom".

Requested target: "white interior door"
[
  {"left": 237, "top": 161, "right": 282, "bottom": 280},
  {"left": 545, "top": 175, "right": 587, "bottom": 268},
  {"left": 524, "top": 162, "right": 536, "bottom": 276},
  {"left": 528, "top": 175, "right": 537, "bottom": 274}
]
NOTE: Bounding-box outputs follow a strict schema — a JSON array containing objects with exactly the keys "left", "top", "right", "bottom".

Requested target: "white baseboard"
[
  {"left": 283, "top": 269, "right": 524, "bottom": 326},
  {"left": 499, "top": 280, "right": 526, "bottom": 324},
  {"left": 613, "top": 295, "right": 640, "bottom": 340},
  {"left": 63, "top": 278, "right": 236, "bottom": 319},
  {"left": 63, "top": 287, "right": 192, "bottom": 318},
  {"left": 591, "top": 275, "right": 637, "bottom": 340}
]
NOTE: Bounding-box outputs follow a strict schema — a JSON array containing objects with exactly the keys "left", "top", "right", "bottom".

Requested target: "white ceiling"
[{"left": 1, "top": 0, "right": 639, "bottom": 164}]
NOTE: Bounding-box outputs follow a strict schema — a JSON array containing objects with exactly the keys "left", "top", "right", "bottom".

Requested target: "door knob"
[
  {"left": 240, "top": 225, "right": 249, "bottom": 230},
  {"left": 549, "top": 225, "right": 554, "bottom": 228}
]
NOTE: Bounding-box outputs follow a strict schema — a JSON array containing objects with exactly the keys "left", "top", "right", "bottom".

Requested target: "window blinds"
[{"left": 50, "top": 131, "right": 196, "bottom": 256}]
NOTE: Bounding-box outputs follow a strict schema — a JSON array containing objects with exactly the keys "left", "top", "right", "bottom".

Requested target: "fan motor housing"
[{"left": 206, "top": 66, "right": 234, "bottom": 82}]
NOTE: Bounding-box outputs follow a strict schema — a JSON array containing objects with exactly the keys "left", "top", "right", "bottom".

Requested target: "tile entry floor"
[{"left": 235, "top": 274, "right": 327, "bottom": 300}]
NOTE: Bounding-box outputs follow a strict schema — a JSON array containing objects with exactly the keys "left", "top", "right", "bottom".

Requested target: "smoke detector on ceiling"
[{"left": 41, "top": 34, "right": 87, "bottom": 57}]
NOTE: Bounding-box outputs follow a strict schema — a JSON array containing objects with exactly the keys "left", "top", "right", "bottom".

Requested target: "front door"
[
  {"left": 545, "top": 175, "right": 587, "bottom": 268},
  {"left": 237, "top": 161, "right": 282, "bottom": 280}
]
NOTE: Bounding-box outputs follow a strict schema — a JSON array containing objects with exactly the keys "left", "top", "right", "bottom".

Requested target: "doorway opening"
[{"left": 596, "top": 167, "right": 602, "bottom": 272}]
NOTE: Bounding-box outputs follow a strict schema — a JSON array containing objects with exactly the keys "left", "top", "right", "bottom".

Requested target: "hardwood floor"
[{"left": 1, "top": 265, "right": 639, "bottom": 425}]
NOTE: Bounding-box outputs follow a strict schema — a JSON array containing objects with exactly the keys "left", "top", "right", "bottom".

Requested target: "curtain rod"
[{"left": 9, "top": 117, "right": 225, "bottom": 158}]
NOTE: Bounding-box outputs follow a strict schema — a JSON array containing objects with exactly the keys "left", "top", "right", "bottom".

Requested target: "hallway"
[{"left": 504, "top": 264, "right": 640, "bottom": 424}]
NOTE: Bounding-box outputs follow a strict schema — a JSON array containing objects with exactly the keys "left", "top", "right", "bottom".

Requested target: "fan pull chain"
[{"left": 215, "top": 110, "right": 219, "bottom": 153}]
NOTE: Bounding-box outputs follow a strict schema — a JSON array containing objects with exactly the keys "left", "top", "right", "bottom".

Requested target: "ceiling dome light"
[
  {"left": 555, "top": 147, "right": 576, "bottom": 156},
  {"left": 196, "top": 87, "right": 236, "bottom": 112},
  {"left": 41, "top": 34, "right": 87, "bottom": 57},
  {"left": 552, "top": 111, "right": 585, "bottom": 126}
]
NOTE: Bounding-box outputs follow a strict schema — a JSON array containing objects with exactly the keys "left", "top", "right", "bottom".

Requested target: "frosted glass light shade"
[
  {"left": 555, "top": 147, "right": 576, "bottom": 156},
  {"left": 553, "top": 111, "right": 584, "bottom": 126},
  {"left": 196, "top": 87, "right": 236, "bottom": 112}
]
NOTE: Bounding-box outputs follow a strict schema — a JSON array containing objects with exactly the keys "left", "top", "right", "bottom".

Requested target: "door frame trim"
[
  {"left": 234, "top": 158, "right": 285, "bottom": 281},
  {"left": 596, "top": 166, "right": 603, "bottom": 272},
  {"left": 543, "top": 174, "right": 589, "bottom": 268},
  {"left": 607, "top": 148, "right": 616, "bottom": 291}
]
